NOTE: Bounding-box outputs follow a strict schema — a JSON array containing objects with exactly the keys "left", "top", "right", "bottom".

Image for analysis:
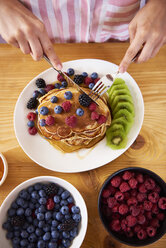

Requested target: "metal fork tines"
[{"left": 88, "top": 74, "right": 114, "bottom": 101}]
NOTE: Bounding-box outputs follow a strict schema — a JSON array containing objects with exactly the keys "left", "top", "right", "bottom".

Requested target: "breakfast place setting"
[{"left": 0, "top": 41, "right": 166, "bottom": 248}]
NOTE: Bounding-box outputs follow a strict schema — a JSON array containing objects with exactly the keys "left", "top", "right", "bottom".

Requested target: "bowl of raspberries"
[
  {"left": 0, "top": 176, "right": 88, "bottom": 248},
  {"left": 98, "top": 167, "right": 166, "bottom": 246}
]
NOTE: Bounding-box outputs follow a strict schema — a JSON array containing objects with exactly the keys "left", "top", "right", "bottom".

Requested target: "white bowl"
[
  {"left": 0, "top": 153, "right": 8, "bottom": 186},
  {"left": 0, "top": 176, "right": 88, "bottom": 248}
]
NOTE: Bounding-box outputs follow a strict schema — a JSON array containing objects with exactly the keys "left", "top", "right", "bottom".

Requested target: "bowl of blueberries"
[
  {"left": 98, "top": 167, "right": 166, "bottom": 246},
  {"left": 0, "top": 176, "right": 88, "bottom": 248}
]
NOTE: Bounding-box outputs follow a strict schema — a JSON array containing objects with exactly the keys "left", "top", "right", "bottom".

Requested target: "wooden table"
[{"left": 0, "top": 43, "right": 166, "bottom": 248}]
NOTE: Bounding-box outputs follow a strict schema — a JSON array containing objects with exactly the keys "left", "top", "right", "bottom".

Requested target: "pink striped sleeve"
[
  {"left": 106, "top": 6, "right": 139, "bottom": 18},
  {"left": 109, "top": 0, "right": 139, "bottom": 6},
  {"left": 52, "top": 0, "right": 64, "bottom": 43},
  {"left": 80, "top": 0, "right": 89, "bottom": 42},
  {"left": 67, "top": 0, "right": 76, "bottom": 42}
]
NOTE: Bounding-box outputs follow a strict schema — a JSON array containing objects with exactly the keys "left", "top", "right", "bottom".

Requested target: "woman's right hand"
[{"left": 0, "top": 0, "right": 62, "bottom": 69}]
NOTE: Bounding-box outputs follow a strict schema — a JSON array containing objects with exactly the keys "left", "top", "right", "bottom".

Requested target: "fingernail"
[{"left": 118, "top": 66, "right": 125, "bottom": 73}]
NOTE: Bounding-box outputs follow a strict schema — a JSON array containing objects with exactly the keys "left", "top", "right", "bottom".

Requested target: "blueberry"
[
  {"left": 58, "top": 187, "right": 64, "bottom": 195},
  {"left": 89, "top": 83, "right": 95, "bottom": 89},
  {"left": 8, "top": 208, "right": 16, "bottom": 217},
  {"left": 67, "top": 196, "right": 74, "bottom": 203},
  {"left": 33, "top": 90, "right": 40, "bottom": 98},
  {"left": 64, "top": 91, "right": 72, "bottom": 100},
  {"left": 61, "top": 80, "right": 68, "bottom": 87},
  {"left": 62, "top": 239, "right": 71, "bottom": 248},
  {"left": 25, "top": 208, "right": 32, "bottom": 217},
  {"left": 54, "top": 83, "right": 60, "bottom": 89},
  {"left": 35, "top": 202, "right": 40, "bottom": 208},
  {"left": 54, "top": 203, "right": 60, "bottom": 210},
  {"left": 39, "top": 89, "right": 46, "bottom": 96},
  {"left": 34, "top": 183, "right": 42, "bottom": 190},
  {"left": 11, "top": 201, "right": 18, "bottom": 209},
  {"left": 29, "top": 202, "right": 35, "bottom": 210},
  {"left": 71, "top": 205, "right": 80, "bottom": 214},
  {"left": 27, "top": 186, "right": 34, "bottom": 194},
  {"left": 14, "top": 231, "right": 20, "bottom": 237},
  {"left": 22, "top": 201, "right": 29, "bottom": 209},
  {"left": 23, "top": 222, "right": 29, "bottom": 229},
  {"left": 35, "top": 209, "right": 39, "bottom": 215},
  {"left": 39, "top": 119, "right": 46, "bottom": 127},
  {"left": 43, "top": 232, "right": 51, "bottom": 241},
  {"left": 60, "top": 206, "right": 69, "bottom": 215},
  {"left": 35, "top": 108, "right": 38, "bottom": 114},
  {"left": 43, "top": 224, "right": 51, "bottom": 232},
  {"left": 50, "top": 96, "right": 58, "bottom": 103},
  {"left": 27, "top": 216, "right": 33, "bottom": 223},
  {"left": 48, "top": 242, "right": 57, "bottom": 248},
  {"left": 72, "top": 213, "right": 81, "bottom": 222},
  {"left": 37, "top": 240, "right": 46, "bottom": 248},
  {"left": 45, "top": 211, "right": 52, "bottom": 220},
  {"left": 39, "top": 198, "right": 47, "bottom": 205},
  {"left": 67, "top": 68, "right": 74, "bottom": 76},
  {"left": 27, "top": 225, "right": 35, "bottom": 234},
  {"left": 51, "top": 229, "right": 60, "bottom": 239},
  {"left": 33, "top": 218, "right": 39, "bottom": 227},
  {"left": 39, "top": 190, "right": 46, "bottom": 198},
  {"left": 16, "top": 198, "right": 25, "bottom": 207},
  {"left": 20, "top": 239, "right": 29, "bottom": 247},
  {"left": 91, "top": 72, "right": 98, "bottom": 79},
  {"left": 76, "top": 108, "right": 84, "bottom": 116},
  {"left": 6, "top": 231, "right": 13, "bottom": 239},
  {"left": 17, "top": 208, "right": 24, "bottom": 216},
  {"left": 12, "top": 237, "right": 20, "bottom": 245},
  {"left": 37, "top": 213, "right": 45, "bottom": 221},
  {"left": 31, "top": 191, "right": 39, "bottom": 200},
  {"left": 62, "top": 231, "right": 70, "bottom": 239},
  {"left": 19, "top": 190, "right": 29, "bottom": 199},
  {"left": 82, "top": 72, "right": 88, "bottom": 77},
  {"left": 28, "top": 244, "right": 35, "bottom": 248},
  {"left": 28, "top": 233, "right": 37, "bottom": 243},
  {"left": 70, "top": 227, "right": 78, "bottom": 238},
  {"left": 51, "top": 220, "right": 58, "bottom": 227},
  {"left": 2, "top": 221, "right": 11, "bottom": 230},
  {"left": 56, "top": 212, "right": 63, "bottom": 221},
  {"left": 35, "top": 228, "right": 43, "bottom": 237},
  {"left": 38, "top": 220, "right": 45, "bottom": 228},
  {"left": 60, "top": 200, "right": 68, "bottom": 206},
  {"left": 54, "top": 105, "right": 62, "bottom": 114},
  {"left": 21, "top": 230, "right": 29, "bottom": 239},
  {"left": 53, "top": 195, "right": 60, "bottom": 204},
  {"left": 65, "top": 214, "right": 71, "bottom": 220},
  {"left": 39, "top": 205, "right": 46, "bottom": 213},
  {"left": 40, "top": 106, "right": 49, "bottom": 115},
  {"left": 61, "top": 191, "right": 70, "bottom": 200}
]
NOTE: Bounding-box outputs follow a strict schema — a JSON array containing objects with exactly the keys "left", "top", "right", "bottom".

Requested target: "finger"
[
  {"left": 10, "top": 40, "right": 20, "bottom": 48},
  {"left": 135, "top": 41, "right": 154, "bottom": 63},
  {"left": 129, "top": 22, "right": 137, "bottom": 44},
  {"left": 119, "top": 34, "right": 143, "bottom": 73},
  {"left": 28, "top": 37, "right": 43, "bottom": 61},
  {"left": 150, "top": 41, "right": 163, "bottom": 59},
  {"left": 17, "top": 35, "right": 31, "bottom": 54},
  {"left": 40, "top": 35, "right": 62, "bottom": 70}
]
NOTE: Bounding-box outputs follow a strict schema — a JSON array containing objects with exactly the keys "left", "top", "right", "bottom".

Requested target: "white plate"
[
  {"left": 14, "top": 59, "right": 144, "bottom": 173},
  {"left": 0, "top": 176, "right": 88, "bottom": 248}
]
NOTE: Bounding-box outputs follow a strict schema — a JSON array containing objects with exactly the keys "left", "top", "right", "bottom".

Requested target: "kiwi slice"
[
  {"left": 106, "top": 129, "right": 127, "bottom": 149},
  {"left": 108, "top": 84, "right": 129, "bottom": 97},
  {"left": 111, "top": 94, "right": 133, "bottom": 111},
  {"left": 113, "top": 109, "right": 134, "bottom": 124},
  {"left": 112, "top": 102, "right": 135, "bottom": 118},
  {"left": 108, "top": 88, "right": 131, "bottom": 105},
  {"left": 113, "top": 78, "right": 125, "bottom": 85},
  {"left": 111, "top": 117, "right": 132, "bottom": 134},
  {"left": 108, "top": 123, "right": 125, "bottom": 133}
]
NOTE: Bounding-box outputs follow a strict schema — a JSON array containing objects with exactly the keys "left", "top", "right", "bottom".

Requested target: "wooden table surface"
[{"left": 0, "top": 43, "right": 166, "bottom": 248}]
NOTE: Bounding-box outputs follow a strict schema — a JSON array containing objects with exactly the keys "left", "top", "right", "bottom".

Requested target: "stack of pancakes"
[{"left": 37, "top": 87, "right": 111, "bottom": 152}]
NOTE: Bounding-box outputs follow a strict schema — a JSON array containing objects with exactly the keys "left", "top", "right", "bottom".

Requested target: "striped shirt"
[{"left": 0, "top": 0, "right": 146, "bottom": 43}]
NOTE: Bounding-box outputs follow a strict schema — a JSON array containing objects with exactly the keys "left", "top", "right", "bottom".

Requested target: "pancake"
[{"left": 37, "top": 87, "right": 111, "bottom": 152}]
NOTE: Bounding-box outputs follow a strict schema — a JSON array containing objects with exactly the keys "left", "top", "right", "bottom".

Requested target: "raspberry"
[
  {"left": 128, "top": 178, "right": 138, "bottom": 189},
  {"left": 45, "top": 84, "right": 55, "bottom": 92},
  {"left": 124, "top": 192, "right": 130, "bottom": 200},
  {"left": 97, "top": 115, "right": 107, "bottom": 124},
  {"left": 79, "top": 93, "right": 92, "bottom": 107},
  {"left": 144, "top": 178, "right": 156, "bottom": 190},
  {"left": 139, "top": 204, "right": 145, "bottom": 214},
  {"left": 144, "top": 201, "right": 153, "bottom": 211},
  {"left": 36, "top": 78, "right": 46, "bottom": 88},
  {"left": 88, "top": 102, "right": 97, "bottom": 111},
  {"left": 151, "top": 204, "right": 159, "bottom": 215},
  {"left": 153, "top": 185, "right": 161, "bottom": 193},
  {"left": 127, "top": 197, "right": 138, "bottom": 206},
  {"left": 119, "top": 182, "right": 130, "bottom": 193},
  {"left": 121, "top": 219, "right": 127, "bottom": 230},
  {"left": 137, "top": 229, "right": 147, "bottom": 240},
  {"left": 27, "top": 97, "right": 38, "bottom": 109},
  {"left": 158, "top": 197, "right": 166, "bottom": 210},
  {"left": 134, "top": 225, "right": 141, "bottom": 233},
  {"left": 122, "top": 171, "right": 133, "bottom": 181},
  {"left": 137, "top": 214, "right": 146, "bottom": 225},
  {"left": 101, "top": 197, "right": 107, "bottom": 204},
  {"left": 119, "top": 204, "right": 128, "bottom": 215},
  {"left": 130, "top": 206, "right": 140, "bottom": 217},
  {"left": 91, "top": 111, "right": 99, "bottom": 120},
  {"left": 57, "top": 73, "right": 64, "bottom": 82},
  {"left": 137, "top": 193, "right": 147, "bottom": 202},
  {"left": 136, "top": 173, "right": 144, "bottom": 183},
  {"left": 115, "top": 191, "right": 124, "bottom": 201},
  {"left": 126, "top": 230, "right": 134, "bottom": 237},
  {"left": 28, "top": 126, "right": 37, "bottom": 135},
  {"left": 131, "top": 189, "right": 137, "bottom": 197},
  {"left": 110, "top": 176, "right": 121, "bottom": 188},
  {"left": 112, "top": 204, "right": 120, "bottom": 213},
  {"left": 157, "top": 213, "right": 165, "bottom": 221},
  {"left": 110, "top": 219, "right": 121, "bottom": 232},
  {"left": 68, "top": 203, "right": 74, "bottom": 213},
  {"left": 73, "top": 75, "right": 84, "bottom": 85},
  {"left": 107, "top": 197, "right": 117, "bottom": 208},
  {"left": 84, "top": 77, "right": 93, "bottom": 86},
  {"left": 111, "top": 213, "right": 120, "bottom": 220},
  {"left": 102, "top": 189, "right": 111, "bottom": 198},
  {"left": 65, "top": 115, "right": 77, "bottom": 128},
  {"left": 94, "top": 78, "right": 100, "bottom": 84},
  {"left": 147, "top": 226, "right": 156, "bottom": 237},
  {"left": 62, "top": 101, "right": 72, "bottom": 112},
  {"left": 107, "top": 185, "right": 116, "bottom": 195},
  {"left": 145, "top": 211, "right": 152, "bottom": 220},
  {"left": 126, "top": 215, "right": 137, "bottom": 227},
  {"left": 27, "top": 112, "right": 36, "bottom": 121},
  {"left": 46, "top": 198, "right": 55, "bottom": 210},
  {"left": 45, "top": 115, "right": 55, "bottom": 126},
  {"left": 138, "top": 184, "right": 147, "bottom": 193},
  {"left": 150, "top": 218, "right": 159, "bottom": 228}
]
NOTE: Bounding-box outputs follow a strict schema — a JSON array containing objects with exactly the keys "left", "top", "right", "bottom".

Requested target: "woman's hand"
[
  {"left": 0, "top": 0, "right": 62, "bottom": 69},
  {"left": 119, "top": 0, "right": 166, "bottom": 73}
]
